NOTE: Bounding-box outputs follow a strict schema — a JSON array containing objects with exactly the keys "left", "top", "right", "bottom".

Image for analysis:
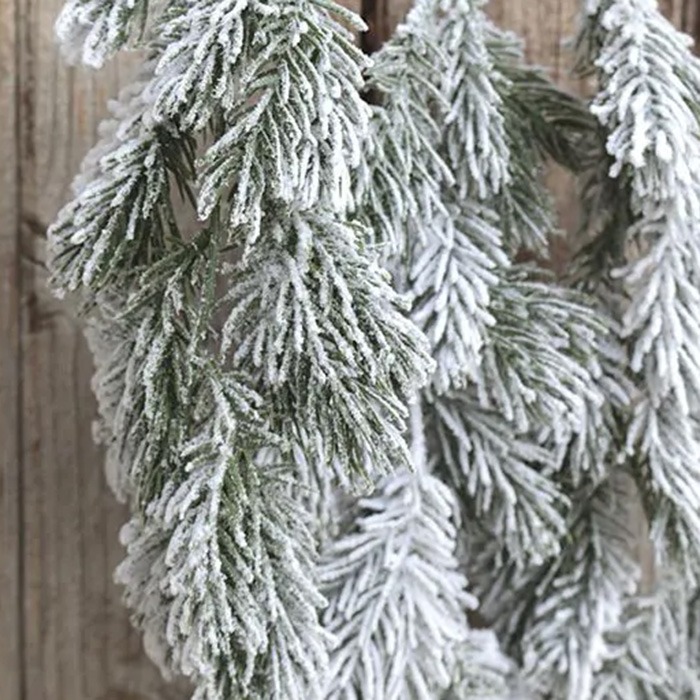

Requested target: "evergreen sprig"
[
  {"left": 50, "top": 1, "right": 434, "bottom": 697},
  {"left": 576, "top": 0, "right": 700, "bottom": 576}
]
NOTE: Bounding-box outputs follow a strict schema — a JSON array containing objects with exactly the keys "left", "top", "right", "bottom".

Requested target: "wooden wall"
[{"left": 0, "top": 1, "right": 697, "bottom": 698}]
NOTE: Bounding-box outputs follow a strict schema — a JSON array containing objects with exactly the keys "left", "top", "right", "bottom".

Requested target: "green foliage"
[{"left": 118, "top": 450, "right": 329, "bottom": 700}]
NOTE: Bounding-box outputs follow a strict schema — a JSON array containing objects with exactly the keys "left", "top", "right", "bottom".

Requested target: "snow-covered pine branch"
[
  {"left": 87, "top": 254, "right": 328, "bottom": 697},
  {"left": 321, "top": 4, "right": 629, "bottom": 695},
  {"left": 316, "top": 9, "right": 519, "bottom": 694},
  {"left": 486, "top": 24, "right": 599, "bottom": 256},
  {"left": 84, "top": 250, "right": 322, "bottom": 697},
  {"left": 592, "top": 587, "right": 700, "bottom": 699},
  {"left": 408, "top": 0, "right": 612, "bottom": 562},
  {"left": 49, "top": 0, "right": 700, "bottom": 695},
  {"left": 398, "top": 0, "right": 511, "bottom": 392},
  {"left": 49, "top": 74, "right": 197, "bottom": 294},
  {"left": 151, "top": 0, "right": 370, "bottom": 242},
  {"left": 478, "top": 274, "right": 632, "bottom": 488},
  {"left": 50, "top": 0, "right": 434, "bottom": 488},
  {"left": 84, "top": 232, "right": 264, "bottom": 506},
  {"left": 220, "top": 211, "right": 433, "bottom": 481},
  {"left": 117, "top": 443, "right": 329, "bottom": 700},
  {"left": 354, "top": 0, "right": 454, "bottom": 252},
  {"left": 152, "top": 0, "right": 434, "bottom": 481},
  {"left": 50, "top": 1, "right": 438, "bottom": 698},
  {"left": 486, "top": 26, "right": 597, "bottom": 174},
  {"left": 319, "top": 404, "right": 507, "bottom": 699},
  {"left": 419, "top": 0, "right": 609, "bottom": 455},
  {"left": 437, "top": 0, "right": 511, "bottom": 201},
  {"left": 440, "top": 630, "right": 515, "bottom": 699},
  {"left": 356, "top": 0, "right": 611, "bottom": 568},
  {"left": 430, "top": 285, "right": 623, "bottom": 562},
  {"left": 55, "top": 0, "right": 153, "bottom": 67},
  {"left": 320, "top": 468, "right": 472, "bottom": 699},
  {"left": 577, "top": 0, "right": 700, "bottom": 576},
  {"left": 478, "top": 476, "right": 640, "bottom": 700},
  {"left": 479, "top": 277, "right": 603, "bottom": 441},
  {"left": 353, "top": 0, "right": 506, "bottom": 393},
  {"left": 431, "top": 392, "right": 569, "bottom": 563},
  {"left": 408, "top": 202, "right": 505, "bottom": 392}
]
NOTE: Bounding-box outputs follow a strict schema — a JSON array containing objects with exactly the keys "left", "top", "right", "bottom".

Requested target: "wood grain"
[
  {"left": 2, "top": 1, "right": 698, "bottom": 699},
  {"left": 12, "top": 0, "right": 186, "bottom": 697},
  {"left": 0, "top": 0, "right": 23, "bottom": 697},
  {"left": 661, "top": 0, "right": 700, "bottom": 38}
]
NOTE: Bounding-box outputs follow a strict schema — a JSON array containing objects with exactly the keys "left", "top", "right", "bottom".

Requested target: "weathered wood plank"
[
  {"left": 0, "top": 0, "right": 22, "bottom": 696},
  {"left": 490, "top": 0, "right": 585, "bottom": 92},
  {"left": 14, "top": 0, "right": 182, "bottom": 697},
  {"left": 661, "top": 0, "right": 700, "bottom": 38}
]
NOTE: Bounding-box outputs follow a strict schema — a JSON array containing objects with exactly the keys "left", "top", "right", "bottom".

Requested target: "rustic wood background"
[{"left": 1, "top": 1, "right": 697, "bottom": 698}]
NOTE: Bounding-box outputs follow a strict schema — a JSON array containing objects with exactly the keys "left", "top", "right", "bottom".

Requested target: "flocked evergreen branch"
[
  {"left": 319, "top": 470, "right": 464, "bottom": 699},
  {"left": 417, "top": 4, "right": 653, "bottom": 696},
  {"left": 462, "top": 2, "right": 700, "bottom": 695},
  {"left": 478, "top": 277, "right": 604, "bottom": 443},
  {"left": 437, "top": 0, "right": 511, "bottom": 201},
  {"left": 591, "top": 586, "right": 700, "bottom": 699},
  {"left": 151, "top": 0, "right": 370, "bottom": 240},
  {"left": 117, "top": 449, "right": 330, "bottom": 700},
  {"left": 49, "top": 74, "right": 197, "bottom": 294},
  {"left": 220, "top": 210, "right": 433, "bottom": 481},
  {"left": 478, "top": 476, "right": 640, "bottom": 700},
  {"left": 356, "top": 0, "right": 612, "bottom": 569},
  {"left": 354, "top": 0, "right": 454, "bottom": 252},
  {"left": 84, "top": 230, "right": 258, "bottom": 506},
  {"left": 55, "top": 0, "right": 152, "bottom": 67},
  {"left": 408, "top": 202, "right": 505, "bottom": 392},
  {"left": 414, "top": 0, "right": 513, "bottom": 391},
  {"left": 323, "top": 2, "right": 625, "bottom": 697},
  {"left": 83, "top": 251, "right": 334, "bottom": 698},
  {"left": 319, "top": 404, "right": 490, "bottom": 699},
  {"left": 440, "top": 630, "right": 515, "bottom": 699},
  {"left": 424, "top": 0, "right": 609, "bottom": 449},
  {"left": 486, "top": 25, "right": 599, "bottom": 256},
  {"left": 49, "top": 1, "right": 435, "bottom": 698},
  {"left": 413, "top": 0, "right": 612, "bottom": 563},
  {"left": 320, "top": 5, "right": 521, "bottom": 695},
  {"left": 431, "top": 392, "right": 569, "bottom": 563},
  {"left": 577, "top": 0, "right": 700, "bottom": 576},
  {"left": 51, "top": 0, "right": 435, "bottom": 485}
]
